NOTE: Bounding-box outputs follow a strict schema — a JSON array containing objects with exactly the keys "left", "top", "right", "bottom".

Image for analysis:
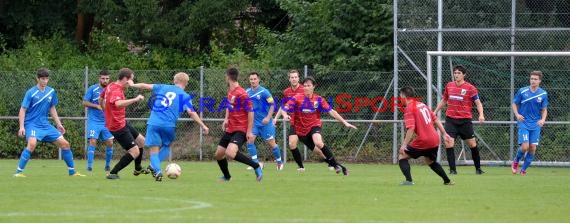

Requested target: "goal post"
[{"left": 425, "top": 51, "right": 570, "bottom": 167}]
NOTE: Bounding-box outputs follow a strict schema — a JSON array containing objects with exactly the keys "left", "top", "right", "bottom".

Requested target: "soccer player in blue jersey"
[
  {"left": 14, "top": 68, "right": 85, "bottom": 177},
  {"left": 82, "top": 70, "right": 114, "bottom": 172},
  {"left": 511, "top": 71, "right": 548, "bottom": 176},
  {"left": 245, "top": 72, "right": 283, "bottom": 170},
  {"left": 129, "top": 72, "right": 209, "bottom": 181}
]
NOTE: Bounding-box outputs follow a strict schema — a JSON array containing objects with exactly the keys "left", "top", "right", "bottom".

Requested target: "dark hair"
[
  {"left": 302, "top": 76, "right": 317, "bottom": 86},
  {"left": 453, "top": 65, "right": 467, "bottom": 74},
  {"left": 99, "top": 69, "right": 110, "bottom": 76},
  {"left": 37, "top": 68, "right": 50, "bottom": 78},
  {"left": 118, "top": 68, "right": 133, "bottom": 80},
  {"left": 530, "top": 70, "right": 543, "bottom": 80},
  {"left": 399, "top": 86, "right": 416, "bottom": 98},
  {"left": 249, "top": 71, "right": 259, "bottom": 78},
  {"left": 226, "top": 67, "right": 239, "bottom": 81}
]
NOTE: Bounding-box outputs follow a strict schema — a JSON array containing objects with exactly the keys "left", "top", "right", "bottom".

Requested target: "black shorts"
[
  {"left": 298, "top": 127, "right": 322, "bottom": 150},
  {"left": 110, "top": 123, "right": 140, "bottom": 151},
  {"left": 445, "top": 117, "right": 475, "bottom": 140},
  {"left": 405, "top": 145, "right": 438, "bottom": 161},
  {"left": 288, "top": 125, "right": 296, "bottom": 136},
  {"left": 218, "top": 131, "right": 247, "bottom": 148}
]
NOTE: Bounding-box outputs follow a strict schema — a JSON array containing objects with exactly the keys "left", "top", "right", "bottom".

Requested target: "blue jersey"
[
  {"left": 21, "top": 85, "right": 59, "bottom": 127},
  {"left": 513, "top": 86, "right": 548, "bottom": 130},
  {"left": 147, "top": 84, "right": 193, "bottom": 127},
  {"left": 83, "top": 84, "right": 105, "bottom": 125},
  {"left": 246, "top": 86, "right": 275, "bottom": 126}
]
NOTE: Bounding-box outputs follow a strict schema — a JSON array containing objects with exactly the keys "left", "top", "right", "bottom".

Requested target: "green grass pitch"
[{"left": 0, "top": 160, "right": 568, "bottom": 223}]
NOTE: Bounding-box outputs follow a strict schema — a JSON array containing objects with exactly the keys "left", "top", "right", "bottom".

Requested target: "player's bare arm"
[
  {"left": 115, "top": 95, "right": 144, "bottom": 107},
  {"left": 49, "top": 106, "right": 65, "bottom": 134},
  {"left": 17, "top": 107, "right": 26, "bottom": 137},
  {"left": 328, "top": 109, "right": 357, "bottom": 129},
  {"left": 512, "top": 103, "right": 524, "bottom": 121},
  {"left": 538, "top": 108, "right": 548, "bottom": 127},
  {"left": 186, "top": 109, "right": 209, "bottom": 135},
  {"left": 474, "top": 99, "right": 485, "bottom": 123}
]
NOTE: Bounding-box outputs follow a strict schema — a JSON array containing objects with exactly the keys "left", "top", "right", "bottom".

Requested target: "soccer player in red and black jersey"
[
  {"left": 285, "top": 76, "right": 356, "bottom": 175},
  {"left": 273, "top": 70, "right": 326, "bottom": 172},
  {"left": 399, "top": 87, "right": 454, "bottom": 186},
  {"left": 99, "top": 68, "right": 147, "bottom": 180},
  {"left": 215, "top": 68, "right": 263, "bottom": 182},
  {"left": 434, "top": 65, "right": 485, "bottom": 175}
]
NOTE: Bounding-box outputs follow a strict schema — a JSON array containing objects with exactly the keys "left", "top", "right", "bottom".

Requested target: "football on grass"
[{"left": 165, "top": 163, "right": 182, "bottom": 179}]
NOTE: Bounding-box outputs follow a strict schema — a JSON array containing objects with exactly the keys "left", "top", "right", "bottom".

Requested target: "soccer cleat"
[
  {"left": 476, "top": 169, "right": 485, "bottom": 175},
  {"left": 328, "top": 166, "right": 336, "bottom": 171},
  {"left": 218, "top": 176, "right": 231, "bottom": 182},
  {"left": 449, "top": 169, "right": 457, "bottom": 175},
  {"left": 104, "top": 166, "right": 111, "bottom": 172},
  {"left": 340, "top": 165, "right": 349, "bottom": 176},
  {"left": 13, "top": 173, "right": 27, "bottom": 178},
  {"left": 511, "top": 162, "right": 518, "bottom": 174},
  {"left": 133, "top": 168, "right": 150, "bottom": 176},
  {"left": 444, "top": 181, "right": 455, "bottom": 186},
  {"left": 106, "top": 174, "right": 120, "bottom": 180},
  {"left": 70, "top": 172, "right": 86, "bottom": 177},
  {"left": 277, "top": 162, "right": 284, "bottom": 171},
  {"left": 146, "top": 165, "right": 156, "bottom": 176},
  {"left": 155, "top": 172, "right": 163, "bottom": 182},
  {"left": 246, "top": 166, "right": 253, "bottom": 170},
  {"left": 400, "top": 181, "right": 414, "bottom": 186},
  {"left": 334, "top": 165, "right": 342, "bottom": 174},
  {"left": 520, "top": 170, "right": 527, "bottom": 176},
  {"left": 87, "top": 167, "right": 92, "bottom": 172},
  {"left": 247, "top": 162, "right": 263, "bottom": 170},
  {"left": 297, "top": 167, "right": 305, "bottom": 173},
  {"left": 254, "top": 167, "right": 263, "bottom": 182}
]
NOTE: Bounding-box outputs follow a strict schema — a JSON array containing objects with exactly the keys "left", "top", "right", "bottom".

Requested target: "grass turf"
[{"left": 0, "top": 159, "right": 568, "bottom": 223}]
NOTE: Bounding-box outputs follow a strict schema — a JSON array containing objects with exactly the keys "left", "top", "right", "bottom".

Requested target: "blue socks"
[
  {"left": 150, "top": 153, "right": 161, "bottom": 174},
  {"left": 16, "top": 148, "right": 32, "bottom": 173},
  {"left": 522, "top": 152, "right": 534, "bottom": 171},
  {"left": 247, "top": 143, "right": 259, "bottom": 163},
  {"left": 514, "top": 147, "right": 524, "bottom": 163},
  {"left": 159, "top": 146, "right": 170, "bottom": 161},
  {"left": 61, "top": 149, "right": 76, "bottom": 175},
  {"left": 272, "top": 146, "right": 282, "bottom": 164},
  {"left": 87, "top": 145, "right": 95, "bottom": 169},
  {"left": 105, "top": 147, "right": 113, "bottom": 168}
]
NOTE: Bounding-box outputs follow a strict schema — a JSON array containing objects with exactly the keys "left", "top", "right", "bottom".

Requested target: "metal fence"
[
  {"left": 395, "top": 0, "right": 570, "bottom": 165},
  {"left": 0, "top": 68, "right": 398, "bottom": 164}
]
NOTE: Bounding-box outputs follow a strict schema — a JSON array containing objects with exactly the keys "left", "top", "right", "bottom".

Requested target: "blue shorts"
[
  {"left": 252, "top": 123, "right": 276, "bottom": 141},
  {"left": 87, "top": 123, "right": 114, "bottom": 141},
  {"left": 25, "top": 124, "right": 62, "bottom": 143},
  {"left": 145, "top": 125, "right": 176, "bottom": 147},
  {"left": 518, "top": 127, "right": 541, "bottom": 145}
]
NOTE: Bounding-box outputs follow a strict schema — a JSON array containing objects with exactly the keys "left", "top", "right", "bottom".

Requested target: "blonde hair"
[{"left": 174, "top": 72, "right": 190, "bottom": 84}]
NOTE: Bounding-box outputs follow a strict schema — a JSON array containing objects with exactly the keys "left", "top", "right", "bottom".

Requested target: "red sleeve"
[
  {"left": 319, "top": 96, "right": 330, "bottom": 110},
  {"left": 99, "top": 88, "right": 106, "bottom": 100},
  {"left": 404, "top": 111, "right": 415, "bottom": 130},
  {"left": 108, "top": 89, "right": 123, "bottom": 104},
  {"left": 242, "top": 92, "right": 252, "bottom": 110},
  {"left": 470, "top": 85, "right": 479, "bottom": 98},
  {"left": 442, "top": 84, "right": 449, "bottom": 100}
]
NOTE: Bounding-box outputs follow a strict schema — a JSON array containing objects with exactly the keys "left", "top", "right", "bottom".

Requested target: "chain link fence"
[{"left": 396, "top": 0, "right": 570, "bottom": 165}]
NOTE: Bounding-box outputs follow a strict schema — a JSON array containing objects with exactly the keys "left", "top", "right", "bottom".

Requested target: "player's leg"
[
  {"left": 521, "top": 128, "right": 540, "bottom": 175},
  {"left": 462, "top": 121, "right": 483, "bottom": 174},
  {"left": 225, "top": 132, "right": 262, "bottom": 181},
  {"left": 246, "top": 126, "right": 260, "bottom": 165},
  {"left": 101, "top": 128, "right": 114, "bottom": 172},
  {"left": 311, "top": 128, "right": 348, "bottom": 175},
  {"left": 148, "top": 146, "right": 161, "bottom": 181},
  {"left": 423, "top": 148, "right": 452, "bottom": 185},
  {"left": 288, "top": 126, "right": 305, "bottom": 170},
  {"left": 216, "top": 133, "right": 232, "bottom": 181},
  {"left": 444, "top": 118, "right": 458, "bottom": 174},
  {"left": 14, "top": 130, "right": 37, "bottom": 176},
  {"left": 158, "top": 145, "right": 170, "bottom": 161},
  {"left": 398, "top": 147, "right": 413, "bottom": 185},
  {"left": 52, "top": 136, "right": 84, "bottom": 176},
  {"left": 263, "top": 123, "right": 282, "bottom": 170},
  {"left": 86, "top": 126, "right": 98, "bottom": 171},
  {"left": 512, "top": 128, "right": 530, "bottom": 174},
  {"left": 145, "top": 125, "right": 164, "bottom": 181},
  {"left": 130, "top": 124, "right": 146, "bottom": 174},
  {"left": 107, "top": 127, "right": 139, "bottom": 179}
]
